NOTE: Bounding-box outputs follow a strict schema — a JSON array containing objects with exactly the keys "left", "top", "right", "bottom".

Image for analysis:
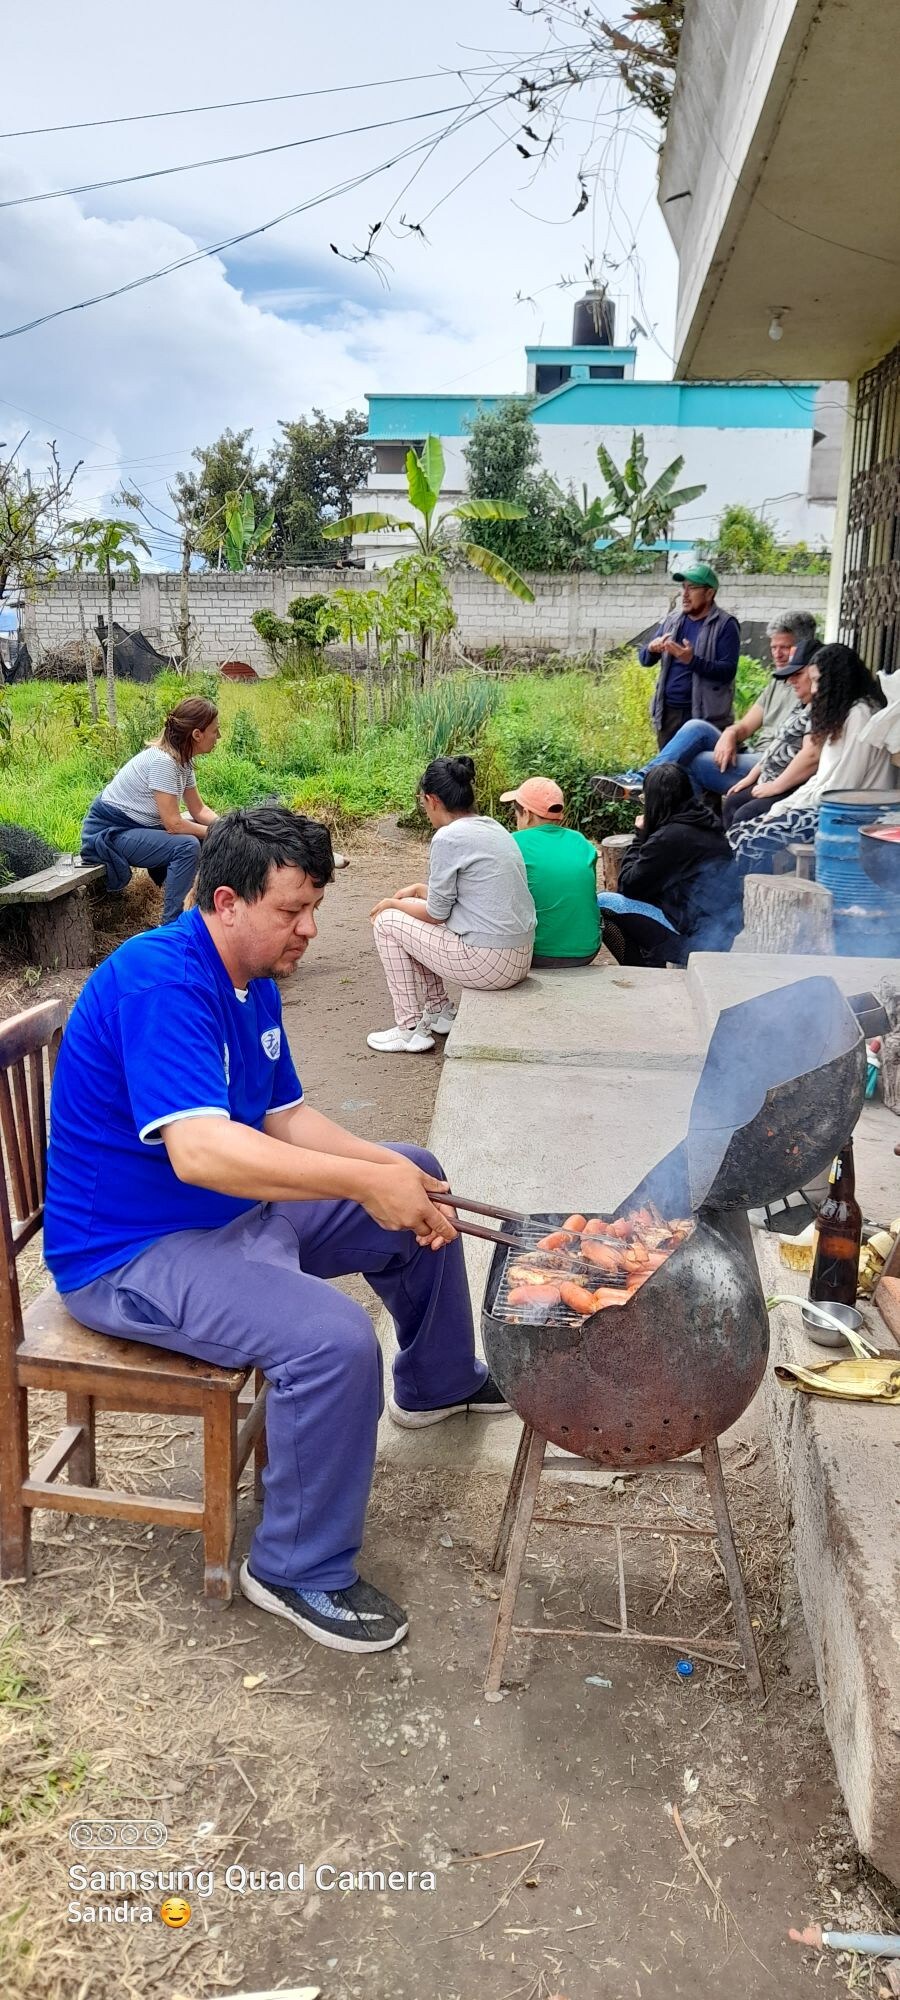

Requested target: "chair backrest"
[{"left": 0, "top": 1000, "right": 69, "bottom": 1355}]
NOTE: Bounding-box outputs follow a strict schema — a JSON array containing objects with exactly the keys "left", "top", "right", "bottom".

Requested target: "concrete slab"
[
  {"left": 687, "top": 950, "right": 900, "bottom": 1039},
  {"left": 757, "top": 1229, "right": 900, "bottom": 1887},
  {"left": 376, "top": 1058, "right": 698, "bottom": 1472},
  {"left": 445, "top": 964, "right": 703, "bottom": 1069}
]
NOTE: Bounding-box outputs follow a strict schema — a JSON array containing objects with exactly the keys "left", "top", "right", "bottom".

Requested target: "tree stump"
[
  {"left": 25, "top": 892, "right": 95, "bottom": 970},
  {"left": 600, "top": 833, "right": 634, "bottom": 892},
  {"left": 740, "top": 873, "right": 834, "bottom": 956}
]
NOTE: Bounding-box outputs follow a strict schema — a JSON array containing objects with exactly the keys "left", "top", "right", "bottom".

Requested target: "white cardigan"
[{"left": 765, "top": 701, "right": 895, "bottom": 819}]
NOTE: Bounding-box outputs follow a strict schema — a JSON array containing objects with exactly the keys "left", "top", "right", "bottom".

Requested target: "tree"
[
  {"left": 170, "top": 429, "right": 272, "bottom": 571},
  {"left": 268, "top": 409, "right": 375, "bottom": 565},
  {"left": 0, "top": 438, "right": 81, "bottom": 603},
  {"left": 465, "top": 400, "right": 620, "bottom": 573},
  {"left": 324, "top": 436, "right": 532, "bottom": 684},
  {"left": 595, "top": 431, "right": 706, "bottom": 552},
  {"left": 75, "top": 518, "right": 150, "bottom": 726}
]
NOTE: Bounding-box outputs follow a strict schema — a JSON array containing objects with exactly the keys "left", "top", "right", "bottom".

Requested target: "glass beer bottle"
[{"left": 808, "top": 1143, "right": 863, "bottom": 1307}]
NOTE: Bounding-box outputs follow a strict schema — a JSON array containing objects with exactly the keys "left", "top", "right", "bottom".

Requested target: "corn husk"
[{"left": 775, "top": 1357, "right": 900, "bottom": 1402}]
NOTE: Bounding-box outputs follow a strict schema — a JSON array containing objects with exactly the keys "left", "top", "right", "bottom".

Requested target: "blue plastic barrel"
[{"left": 815, "top": 791, "right": 900, "bottom": 954}]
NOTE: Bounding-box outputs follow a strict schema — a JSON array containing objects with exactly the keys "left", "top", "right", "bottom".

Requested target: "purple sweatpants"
[{"left": 62, "top": 1144, "right": 484, "bottom": 1592}]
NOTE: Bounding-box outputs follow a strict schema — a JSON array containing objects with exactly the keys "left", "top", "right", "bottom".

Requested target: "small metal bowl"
[{"left": 801, "top": 1299, "right": 863, "bottom": 1349}]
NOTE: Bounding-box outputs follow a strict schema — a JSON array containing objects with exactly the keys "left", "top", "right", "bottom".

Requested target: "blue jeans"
[
  {"left": 62, "top": 1145, "right": 483, "bottom": 1592},
  {"left": 109, "top": 827, "right": 201, "bottom": 923},
  {"left": 645, "top": 721, "right": 756, "bottom": 798}
]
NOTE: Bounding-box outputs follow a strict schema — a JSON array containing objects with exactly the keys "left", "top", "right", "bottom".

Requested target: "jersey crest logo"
[{"left": 261, "top": 1027, "right": 281, "bottom": 1060}]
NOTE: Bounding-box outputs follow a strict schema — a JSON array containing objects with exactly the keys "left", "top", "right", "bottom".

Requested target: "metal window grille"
[{"left": 840, "top": 341, "right": 900, "bottom": 671}]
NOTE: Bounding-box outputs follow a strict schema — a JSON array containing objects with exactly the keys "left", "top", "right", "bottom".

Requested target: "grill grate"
[{"left": 492, "top": 1226, "right": 628, "bottom": 1329}]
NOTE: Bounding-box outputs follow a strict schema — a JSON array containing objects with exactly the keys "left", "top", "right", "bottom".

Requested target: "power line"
[
  {"left": 0, "top": 109, "right": 497, "bottom": 343},
  {"left": 0, "top": 69, "right": 494, "bottom": 141},
  {"left": 0, "top": 100, "right": 487, "bottom": 213}
]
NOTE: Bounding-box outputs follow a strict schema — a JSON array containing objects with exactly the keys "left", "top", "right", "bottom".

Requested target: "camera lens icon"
[{"left": 68, "top": 1819, "right": 169, "bottom": 1849}]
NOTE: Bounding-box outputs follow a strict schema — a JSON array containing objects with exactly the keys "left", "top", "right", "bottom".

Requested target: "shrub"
[
  {"left": 0, "top": 822, "right": 58, "bottom": 877},
  {"left": 411, "top": 676, "right": 501, "bottom": 763},
  {"left": 227, "top": 709, "right": 263, "bottom": 763}
]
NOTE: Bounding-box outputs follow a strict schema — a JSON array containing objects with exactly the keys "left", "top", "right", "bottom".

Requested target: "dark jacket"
[
  {"left": 645, "top": 603, "right": 740, "bottom": 733},
  {"left": 617, "top": 799, "right": 742, "bottom": 951},
  {"left": 80, "top": 796, "right": 158, "bottom": 894}
]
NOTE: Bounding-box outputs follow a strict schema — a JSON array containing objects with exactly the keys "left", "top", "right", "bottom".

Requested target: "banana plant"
[
  {"left": 323, "top": 435, "right": 535, "bottom": 604},
  {"left": 596, "top": 430, "right": 707, "bottom": 553},
  {"left": 222, "top": 490, "right": 275, "bottom": 572}
]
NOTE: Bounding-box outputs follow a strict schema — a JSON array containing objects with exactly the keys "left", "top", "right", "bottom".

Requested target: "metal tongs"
[{"left": 430, "top": 1192, "right": 531, "bottom": 1250}]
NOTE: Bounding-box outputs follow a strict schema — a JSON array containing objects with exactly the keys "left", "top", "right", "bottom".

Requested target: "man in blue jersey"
[{"left": 44, "top": 807, "right": 506, "bottom": 1655}]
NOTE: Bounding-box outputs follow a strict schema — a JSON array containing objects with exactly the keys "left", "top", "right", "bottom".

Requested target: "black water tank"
[{"left": 572, "top": 288, "right": 615, "bottom": 347}]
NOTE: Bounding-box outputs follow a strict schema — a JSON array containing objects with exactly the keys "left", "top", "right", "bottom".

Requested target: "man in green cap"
[{"left": 641, "top": 563, "right": 740, "bottom": 750}]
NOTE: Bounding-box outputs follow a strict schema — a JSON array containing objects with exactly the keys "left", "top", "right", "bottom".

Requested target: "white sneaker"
[
  {"left": 423, "top": 1004, "right": 457, "bottom": 1036},
  {"left": 366, "top": 1024, "right": 435, "bottom": 1053}
]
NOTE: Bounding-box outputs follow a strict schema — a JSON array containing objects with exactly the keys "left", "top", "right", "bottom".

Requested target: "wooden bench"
[
  {"left": 0, "top": 998, "right": 268, "bottom": 1601},
  {"left": 0, "top": 860, "right": 105, "bottom": 969}
]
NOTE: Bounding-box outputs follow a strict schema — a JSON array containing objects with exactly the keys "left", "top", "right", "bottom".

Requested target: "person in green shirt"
[{"left": 501, "top": 776, "right": 601, "bottom": 967}]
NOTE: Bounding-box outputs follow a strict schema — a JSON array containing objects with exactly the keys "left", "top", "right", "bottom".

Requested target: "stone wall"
[{"left": 21, "top": 569, "right": 830, "bottom": 673}]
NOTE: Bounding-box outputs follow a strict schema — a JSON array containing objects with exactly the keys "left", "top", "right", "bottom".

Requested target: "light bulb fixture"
[{"left": 768, "top": 310, "right": 786, "bottom": 342}]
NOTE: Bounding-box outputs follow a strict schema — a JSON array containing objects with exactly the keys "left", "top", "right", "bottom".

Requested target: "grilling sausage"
[
  {"left": 536, "top": 1230, "right": 576, "bottom": 1251},
  {"left": 559, "top": 1281, "right": 601, "bottom": 1315},
  {"left": 562, "top": 1213, "right": 588, "bottom": 1235}
]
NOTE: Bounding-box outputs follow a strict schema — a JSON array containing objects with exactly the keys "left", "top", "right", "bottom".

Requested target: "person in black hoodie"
[{"left": 597, "top": 765, "right": 743, "bottom": 967}]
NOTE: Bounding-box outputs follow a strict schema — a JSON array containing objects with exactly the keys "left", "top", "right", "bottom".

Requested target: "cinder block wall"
[{"left": 21, "top": 570, "right": 829, "bottom": 673}]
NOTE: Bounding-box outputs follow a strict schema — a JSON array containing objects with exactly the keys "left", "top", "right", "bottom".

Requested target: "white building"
[
  {"left": 352, "top": 290, "right": 842, "bottom": 569},
  {"left": 657, "top": 0, "right": 900, "bottom": 668}
]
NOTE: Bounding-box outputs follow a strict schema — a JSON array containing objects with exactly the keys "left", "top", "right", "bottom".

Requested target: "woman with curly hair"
[{"left": 728, "top": 645, "right": 892, "bottom": 876}]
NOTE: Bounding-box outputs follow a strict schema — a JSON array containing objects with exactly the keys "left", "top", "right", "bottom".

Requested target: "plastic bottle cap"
[{"left": 675, "top": 1659, "right": 694, "bottom": 1678}]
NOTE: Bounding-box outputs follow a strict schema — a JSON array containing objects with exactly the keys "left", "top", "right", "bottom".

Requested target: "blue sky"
[{"left": 0, "top": 0, "right": 677, "bottom": 563}]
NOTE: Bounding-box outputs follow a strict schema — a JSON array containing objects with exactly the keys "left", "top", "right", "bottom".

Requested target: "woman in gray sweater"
[{"left": 368, "top": 756, "right": 535, "bottom": 1053}]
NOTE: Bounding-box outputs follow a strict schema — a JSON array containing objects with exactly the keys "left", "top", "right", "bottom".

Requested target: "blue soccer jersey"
[{"left": 44, "top": 908, "right": 303, "bottom": 1292}]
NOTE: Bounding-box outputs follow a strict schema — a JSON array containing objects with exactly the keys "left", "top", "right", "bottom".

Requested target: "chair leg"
[
  {"left": 491, "top": 1421, "right": 532, "bottom": 1575},
  {"left": 0, "top": 1377, "right": 31, "bottom": 1581},
  {"left": 252, "top": 1370, "right": 267, "bottom": 1505},
  {"left": 701, "top": 1439, "right": 766, "bottom": 1705},
  {"left": 202, "top": 1394, "right": 238, "bottom": 1604},
  {"left": 484, "top": 1429, "right": 546, "bottom": 1696},
  {"left": 66, "top": 1394, "right": 96, "bottom": 1487}
]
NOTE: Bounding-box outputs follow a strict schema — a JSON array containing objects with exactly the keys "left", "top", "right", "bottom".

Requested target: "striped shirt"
[{"left": 101, "top": 747, "right": 196, "bottom": 828}]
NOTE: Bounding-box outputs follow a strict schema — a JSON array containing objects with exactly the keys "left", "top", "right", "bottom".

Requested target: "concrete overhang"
[{"left": 660, "top": 0, "right": 900, "bottom": 381}]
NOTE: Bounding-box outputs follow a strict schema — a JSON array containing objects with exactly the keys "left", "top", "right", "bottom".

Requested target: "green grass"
[{"left": 0, "top": 652, "right": 764, "bottom": 848}]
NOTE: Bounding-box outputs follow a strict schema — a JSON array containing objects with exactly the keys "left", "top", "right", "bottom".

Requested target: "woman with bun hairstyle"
[
  {"left": 81, "top": 696, "right": 221, "bottom": 924},
  {"left": 368, "top": 755, "right": 535, "bottom": 1053}
]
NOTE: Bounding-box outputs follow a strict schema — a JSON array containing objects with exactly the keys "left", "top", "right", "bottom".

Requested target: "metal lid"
[{"left": 683, "top": 976, "right": 866, "bottom": 1212}]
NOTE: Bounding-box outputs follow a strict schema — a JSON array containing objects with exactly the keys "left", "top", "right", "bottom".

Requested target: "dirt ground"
[{"left": 1, "top": 827, "right": 898, "bottom": 2000}]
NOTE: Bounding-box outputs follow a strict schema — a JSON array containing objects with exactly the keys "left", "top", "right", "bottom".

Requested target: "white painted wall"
[{"left": 352, "top": 422, "right": 833, "bottom": 567}]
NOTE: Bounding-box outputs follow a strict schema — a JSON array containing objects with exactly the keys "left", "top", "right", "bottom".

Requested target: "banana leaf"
[
  {"left": 453, "top": 499, "right": 528, "bottom": 521},
  {"left": 322, "top": 512, "right": 413, "bottom": 538},
  {"left": 420, "top": 435, "right": 445, "bottom": 498},
  {"left": 406, "top": 450, "right": 437, "bottom": 520},
  {"left": 775, "top": 1357, "right": 900, "bottom": 1402},
  {"left": 459, "top": 541, "right": 535, "bottom": 602},
  {"left": 596, "top": 442, "right": 631, "bottom": 512}
]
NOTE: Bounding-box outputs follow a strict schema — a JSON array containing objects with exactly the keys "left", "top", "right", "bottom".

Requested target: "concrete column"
[
  {"left": 139, "top": 573, "right": 161, "bottom": 642},
  {"left": 825, "top": 375, "right": 858, "bottom": 641}
]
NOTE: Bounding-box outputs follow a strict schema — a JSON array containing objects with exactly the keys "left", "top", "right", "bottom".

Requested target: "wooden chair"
[{"left": 0, "top": 998, "right": 268, "bottom": 1601}]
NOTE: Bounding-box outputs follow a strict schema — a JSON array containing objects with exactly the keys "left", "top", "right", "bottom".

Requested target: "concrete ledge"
[
  {"left": 686, "top": 951, "right": 900, "bottom": 1040},
  {"left": 757, "top": 1230, "right": 900, "bottom": 1886},
  {"left": 446, "top": 966, "right": 703, "bottom": 1069}
]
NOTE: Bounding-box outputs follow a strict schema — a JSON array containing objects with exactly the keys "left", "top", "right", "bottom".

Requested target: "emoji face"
[{"left": 160, "top": 1896, "right": 192, "bottom": 1928}]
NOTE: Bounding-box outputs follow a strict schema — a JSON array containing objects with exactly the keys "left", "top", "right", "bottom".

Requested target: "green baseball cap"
[{"left": 672, "top": 561, "right": 719, "bottom": 589}]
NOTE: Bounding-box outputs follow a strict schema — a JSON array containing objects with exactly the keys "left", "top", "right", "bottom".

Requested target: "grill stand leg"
[
  {"left": 490, "top": 1421, "right": 532, "bottom": 1575},
  {"left": 484, "top": 1427, "right": 546, "bottom": 1695},
  {"left": 701, "top": 1439, "right": 766, "bottom": 1706}
]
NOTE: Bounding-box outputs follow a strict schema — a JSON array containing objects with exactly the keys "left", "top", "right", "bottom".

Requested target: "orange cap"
[{"left": 500, "top": 776, "right": 565, "bottom": 820}]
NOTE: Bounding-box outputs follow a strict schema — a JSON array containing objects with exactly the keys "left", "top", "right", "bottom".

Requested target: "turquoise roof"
[{"left": 365, "top": 379, "right": 818, "bottom": 439}]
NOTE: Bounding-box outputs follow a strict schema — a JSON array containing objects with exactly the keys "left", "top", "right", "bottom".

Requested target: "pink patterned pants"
[{"left": 372, "top": 910, "right": 532, "bottom": 1028}]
